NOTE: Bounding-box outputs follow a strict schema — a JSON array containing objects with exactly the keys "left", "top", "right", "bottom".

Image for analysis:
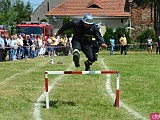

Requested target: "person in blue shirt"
[
  {"left": 109, "top": 36, "right": 115, "bottom": 55},
  {"left": 0, "top": 35, "right": 5, "bottom": 62}
]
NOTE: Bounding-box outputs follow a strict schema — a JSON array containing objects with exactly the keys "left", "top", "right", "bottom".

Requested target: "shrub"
[
  {"left": 103, "top": 27, "right": 114, "bottom": 45},
  {"left": 62, "top": 16, "right": 73, "bottom": 37},
  {"left": 103, "top": 27, "right": 131, "bottom": 45},
  {"left": 137, "top": 29, "right": 156, "bottom": 43}
]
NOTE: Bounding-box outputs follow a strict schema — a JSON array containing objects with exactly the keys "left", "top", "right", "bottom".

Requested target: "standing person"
[
  {"left": 12, "top": 35, "right": 18, "bottom": 60},
  {"left": 56, "top": 13, "right": 107, "bottom": 71},
  {"left": 0, "top": 34, "right": 5, "bottom": 62},
  {"left": 30, "top": 39, "right": 37, "bottom": 59},
  {"left": 47, "top": 36, "right": 53, "bottom": 57},
  {"left": 7, "top": 35, "right": 14, "bottom": 60},
  {"left": 68, "top": 34, "right": 74, "bottom": 55},
  {"left": 47, "top": 35, "right": 57, "bottom": 57},
  {"left": 23, "top": 35, "right": 31, "bottom": 58},
  {"left": 2, "top": 34, "right": 8, "bottom": 61},
  {"left": 110, "top": 36, "right": 115, "bottom": 55},
  {"left": 37, "top": 35, "right": 44, "bottom": 57},
  {"left": 63, "top": 34, "right": 68, "bottom": 46},
  {"left": 147, "top": 36, "right": 152, "bottom": 54},
  {"left": 50, "top": 34, "right": 57, "bottom": 56},
  {"left": 156, "top": 35, "right": 160, "bottom": 54},
  {"left": 119, "top": 34, "right": 127, "bottom": 55},
  {"left": 34, "top": 34, "right": 39, "bottom": 57},
  {"left": 17, "top": 34, "right": 24, "bottom": 59}
]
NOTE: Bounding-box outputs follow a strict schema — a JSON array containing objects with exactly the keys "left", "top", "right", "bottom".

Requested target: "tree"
[
  {"left": 0, "top": 0, "right": 33, "bottom": 26},
  {"left": 12, "top": 0, "right": 33, "bottom": 23},
  {"left": 23, "top": 2, "right": 33, "bottom": 21},
  {"left": 62, "top": 16, "right": 73, "bottom": 37},
  {"left": 103, "top": 27, "right": 114, "bottom": 45},
  {"left": 0, "top": 0, "right": 12, "bottom": 25},
  {"left": 0, "top": 0, "right": 11, "bottom": 13}
]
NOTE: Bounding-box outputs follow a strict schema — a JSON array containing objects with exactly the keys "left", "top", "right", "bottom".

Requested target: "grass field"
[{"left": 0, "top": 50, "right": 159, "bottom": 120}]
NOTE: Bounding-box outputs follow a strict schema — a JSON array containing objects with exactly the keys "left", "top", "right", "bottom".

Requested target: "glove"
[{"left": 101, "top": 44, "right": 107, "bottom": 48}]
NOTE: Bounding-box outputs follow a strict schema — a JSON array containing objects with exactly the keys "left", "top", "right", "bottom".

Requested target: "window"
[
  {"left": 121, "top": 19, "right": 123, "bottom": 23},
  {"left": 88, "top": 4, "right": 101, "bottom": 8}
]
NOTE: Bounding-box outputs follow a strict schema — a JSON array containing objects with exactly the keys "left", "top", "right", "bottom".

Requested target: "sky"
[{"left": 22, "top": 0, "right": 44, "bottom": 11}]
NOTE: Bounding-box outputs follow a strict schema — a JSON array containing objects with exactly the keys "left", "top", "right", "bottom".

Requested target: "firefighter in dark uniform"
[{"left": 56, "top": 13, "right": 107, "bottom": 71}]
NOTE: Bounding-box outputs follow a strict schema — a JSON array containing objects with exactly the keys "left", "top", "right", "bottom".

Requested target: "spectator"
[
  {"left": 0, "top": 34, "right": 5, "bottom": 62},
  {"left": 147, "top": 36, "right": 152, "bottom": 54},
  {"left": 30, "top": 39, "right": 37, "bottom": 59},
  {"left": 51, "top": 34, "right": 58, "bottom": 56},
  {"left": 47, "top": 35, "right": 57, "bottom": 57},
  {"left": 110, "top": 36, "right": 115, "bottom": 55},
  {"left": 63, "top": 34, "right": 68, "bottom": 46},
  {"left": 119, "top": 34, "right": 127, "bottom": 55},
  {"left": 17, "top": 34, "right": 24, "bottom": 59},
  {"left": 23, "top": 35, "right": 31, "bottom": 58},
  {"left": 37, "top": 35, "right": 44, "bottom": 57},
  {"left": 68, "top": 34, "right": 73, "bottom": 55},
  {"left": 29, "top": 34, "right": 35, "bottom": 55},
  {"left": 12, "top": 35, "right": 18, "bottom": 60},
  {"left": 156, "top": 35, "right": 160, "bottom": 54},
  {"left": 2, "top": 34, "right": 8, "bottom": 61},
  {"left": 7, "top": 35, "right": 14, "bottom": 60},
  {"left": 59, "top": 36, "right": 65, "bottom": 45}
]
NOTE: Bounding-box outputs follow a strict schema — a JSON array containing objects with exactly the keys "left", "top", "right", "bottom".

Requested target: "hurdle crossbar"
[{"left": 44, "top": 70, "right": 120, "bottom": 109}]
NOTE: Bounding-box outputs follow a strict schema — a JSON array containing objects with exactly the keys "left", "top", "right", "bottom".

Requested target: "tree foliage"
[
  {"left": 0, "top": 0, "right": 33, "bottom": 26},
  {"left": 103, "top": 27, "right": 131, "bottom": 45},
  {"left": 137, "top": 29, "right": 156, "bottom": 43},
  {"left": 62, "top": 16, "right": 73, "bottom": 37}
]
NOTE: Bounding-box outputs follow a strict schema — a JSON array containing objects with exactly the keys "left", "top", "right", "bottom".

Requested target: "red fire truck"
[{"left": 17, "top": 21, "right": 53, "bottom": 41}]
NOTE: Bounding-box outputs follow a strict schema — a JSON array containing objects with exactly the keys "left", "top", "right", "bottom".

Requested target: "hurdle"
[{"left": 44, "top": 70, "right": 120, "bottom": 109}]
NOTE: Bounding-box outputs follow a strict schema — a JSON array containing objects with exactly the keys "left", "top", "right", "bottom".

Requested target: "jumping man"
[{"left": 56, "top": 13, "right": 107, "bottom": 71}]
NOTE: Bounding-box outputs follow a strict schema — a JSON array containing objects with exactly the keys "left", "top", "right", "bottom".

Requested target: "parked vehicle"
[{"left": 17, "top": 21, "right": 54, "bottom": 41}]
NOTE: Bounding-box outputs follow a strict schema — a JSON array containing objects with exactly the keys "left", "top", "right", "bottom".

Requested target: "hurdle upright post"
[
  {"left": 115, "top": 73, "right": 120, "bottom": 107},
  {"left": 45, "top": 72, "right": 49, "bottom": 109}
]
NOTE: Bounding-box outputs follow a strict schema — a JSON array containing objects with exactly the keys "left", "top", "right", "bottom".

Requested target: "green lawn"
[{"left": 0, "top": 51, "right": 159, "bottom": 120}]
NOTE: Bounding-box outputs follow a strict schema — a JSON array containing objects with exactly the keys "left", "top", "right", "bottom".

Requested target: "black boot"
[
  {"left": 95, "top": 53, "right": 98, "bottom": 61},
  {"left": 84, "top": 61, "right": 91, "bottom": 71},
  {"left": 73, "top": 51, "right": 80, "bottom": 67}
]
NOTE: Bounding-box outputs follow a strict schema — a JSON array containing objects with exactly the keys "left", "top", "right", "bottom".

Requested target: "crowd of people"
[{"left": 0, "top": 33, "right": 73, "bottom": 62}]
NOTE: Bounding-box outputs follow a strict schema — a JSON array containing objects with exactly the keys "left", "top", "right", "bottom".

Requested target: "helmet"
[{"left": 82, "top": 13, "right": 94, "bottom": 25}]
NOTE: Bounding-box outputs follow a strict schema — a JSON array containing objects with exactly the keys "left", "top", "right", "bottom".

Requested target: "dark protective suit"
[{"left": 57, "top": 20, "right": 105, "bottom": 63}]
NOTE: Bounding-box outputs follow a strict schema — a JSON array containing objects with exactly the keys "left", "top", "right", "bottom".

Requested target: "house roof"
[{"left": 45, "top": 0, "right": 129, "bottom": 17}]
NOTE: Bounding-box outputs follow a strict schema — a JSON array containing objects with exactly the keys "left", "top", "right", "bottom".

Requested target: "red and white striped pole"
[
  {"left": 45, "top": 72, "right": 49, "bottom": 109},
  {"left": 115, "top": 73, "right": 120, "bottom": 107},
  {"left": 44, "top": 70, "right": 120, "bottom": 108}
]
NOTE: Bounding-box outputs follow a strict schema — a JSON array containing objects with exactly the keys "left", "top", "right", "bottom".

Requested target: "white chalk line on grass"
[
  {"left": 0, "top": 61, "right": 47, "bottom": 85},
  {"left": 33, "top": 64, "right": 73, "bottom": 120},
  {"left": 101, "top": 58, "right": 148, "bottom": 120}
]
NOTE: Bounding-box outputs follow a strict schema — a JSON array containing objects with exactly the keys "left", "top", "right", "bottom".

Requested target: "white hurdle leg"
[
  {"left": 46, "top": 92, "right": 49, "bottom": 109},
  {"left": 115, "top": 73, "right": 120, "bottom": 107}
]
